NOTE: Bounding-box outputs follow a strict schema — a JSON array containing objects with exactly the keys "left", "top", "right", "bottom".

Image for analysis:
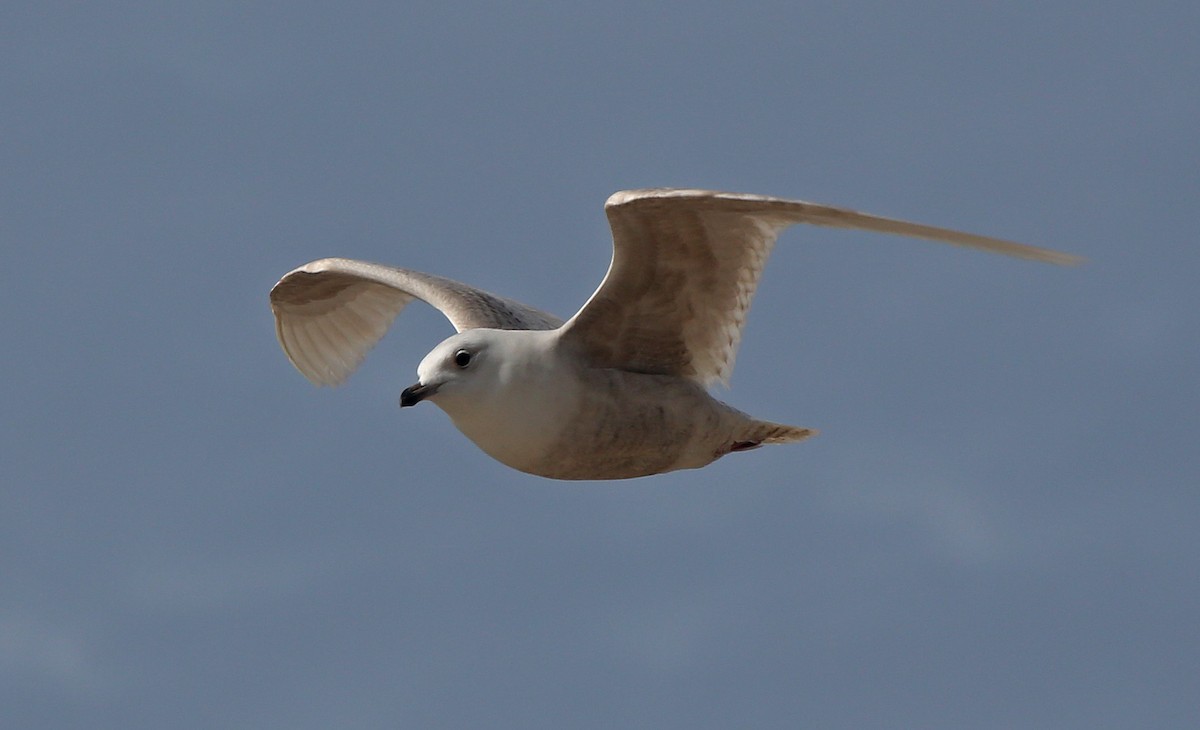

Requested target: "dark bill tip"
[{"left": 399, "top": 382, "right": 438, "bottom": 407}]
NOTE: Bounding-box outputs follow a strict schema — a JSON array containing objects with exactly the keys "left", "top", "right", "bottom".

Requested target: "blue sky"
[{"left": 3, "top": 3, "right": 1198, "bottom": 728}]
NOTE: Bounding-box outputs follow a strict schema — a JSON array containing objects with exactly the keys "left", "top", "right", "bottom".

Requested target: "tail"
[{"left": 729, "top": 420, "right": 818, "bottom": 452}]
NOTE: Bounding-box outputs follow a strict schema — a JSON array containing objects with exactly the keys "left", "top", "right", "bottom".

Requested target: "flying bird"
[{"left": 270, "top": 188, "right": 1078, "bottom": 479}]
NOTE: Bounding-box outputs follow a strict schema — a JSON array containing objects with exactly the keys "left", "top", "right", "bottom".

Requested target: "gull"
[{"left": 270, "top": 189, "right": 1078, "bottom": 480}]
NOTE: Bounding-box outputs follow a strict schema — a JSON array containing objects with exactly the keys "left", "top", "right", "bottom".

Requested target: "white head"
[
  {"left": 399, "top": 329, "right": 499, "bottom": 409},
  {"left": 398, "top": 327, "right": 572, "bottom": 473},
  {"left": 399, "top": 328, "right": 560, "bottom": 413}
]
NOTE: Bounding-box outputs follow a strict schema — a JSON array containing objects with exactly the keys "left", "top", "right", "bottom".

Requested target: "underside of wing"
[
  {"left": 270, "top": 257, "right": 561, "bottom": 386},
  {"left": 559, "top": 189, "right": 1079, "bottom": 387}
]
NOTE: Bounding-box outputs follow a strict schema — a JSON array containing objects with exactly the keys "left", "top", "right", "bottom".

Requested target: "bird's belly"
[
  {"left": 448, "top": 411, "right": 563, "bottom": 477},
  {"left": 524, "top": 371, "right": 735, "bottom": 480}
]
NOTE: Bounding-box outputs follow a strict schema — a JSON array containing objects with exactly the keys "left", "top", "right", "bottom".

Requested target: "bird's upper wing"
[
  {"left": 558, "top": 188, "right": 1080, "bottom": 386},
  {"left": 270, "top": 257, "right": 562, "bottom": 385}
]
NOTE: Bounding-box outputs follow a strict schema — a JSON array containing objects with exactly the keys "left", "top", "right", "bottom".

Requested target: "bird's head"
[{"left": 400, "top": 329, "right": 520, "bottom": 412}]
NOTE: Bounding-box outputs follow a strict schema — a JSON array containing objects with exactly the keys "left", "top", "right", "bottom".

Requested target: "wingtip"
[
  {"left": 1050, "top": 251, "right": 1086, "bottom": 267},
  {"left": 1007, "top": 246, "right": 1085, "bottom": 267}
]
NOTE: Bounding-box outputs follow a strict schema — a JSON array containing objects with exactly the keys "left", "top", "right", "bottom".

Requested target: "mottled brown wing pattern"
[
  {"left": 560, "top": 192, "right": 794, "bottom": 386},
  {"left": 270, "top": 258, "right": 561, "bottom": 386}
]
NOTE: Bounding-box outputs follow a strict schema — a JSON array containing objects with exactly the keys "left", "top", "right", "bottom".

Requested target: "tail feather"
[{"left": 730, "top": 420, "right": 817, "bottom": 452}]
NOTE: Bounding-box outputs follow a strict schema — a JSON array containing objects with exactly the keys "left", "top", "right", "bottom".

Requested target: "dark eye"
[{"left": 453, "top": 349, "right": 472, "bottom": 368}]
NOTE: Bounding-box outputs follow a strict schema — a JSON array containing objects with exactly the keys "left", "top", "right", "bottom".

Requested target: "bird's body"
[
  {"left": 392, "top": 327, "right": 812, "bottom": 480},
  {"left": 532, "top": 367, "right": 760, "bottom": 480},
  {"left": 270, "top": 189, "right": 1077, "bottom": 480},
  {"left": 442, "top": 341, "right": 804, "bottom": 479}
]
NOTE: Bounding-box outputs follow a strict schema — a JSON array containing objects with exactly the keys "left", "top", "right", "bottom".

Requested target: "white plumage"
[{"left": 269, "top": 189, "right": 1077, "bottom": 479}]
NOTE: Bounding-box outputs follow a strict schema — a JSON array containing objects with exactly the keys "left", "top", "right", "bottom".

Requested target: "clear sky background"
[{"left": 3, "top": 3, "right": 1198, "bottom": 728}]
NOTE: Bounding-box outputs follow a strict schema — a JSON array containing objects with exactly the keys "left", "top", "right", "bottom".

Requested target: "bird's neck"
[{"left": 442, "top": 333, "right": 578, "bottom": 473}]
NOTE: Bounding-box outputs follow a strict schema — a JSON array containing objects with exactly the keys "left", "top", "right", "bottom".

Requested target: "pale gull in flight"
[{"left": 270, "top": 189, "right": 1078, "bottom": 480}]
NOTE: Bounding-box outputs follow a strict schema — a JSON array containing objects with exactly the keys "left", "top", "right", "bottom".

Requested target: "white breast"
[{"left": 434, "top": 336, "right": 581, "bottom": 475}]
